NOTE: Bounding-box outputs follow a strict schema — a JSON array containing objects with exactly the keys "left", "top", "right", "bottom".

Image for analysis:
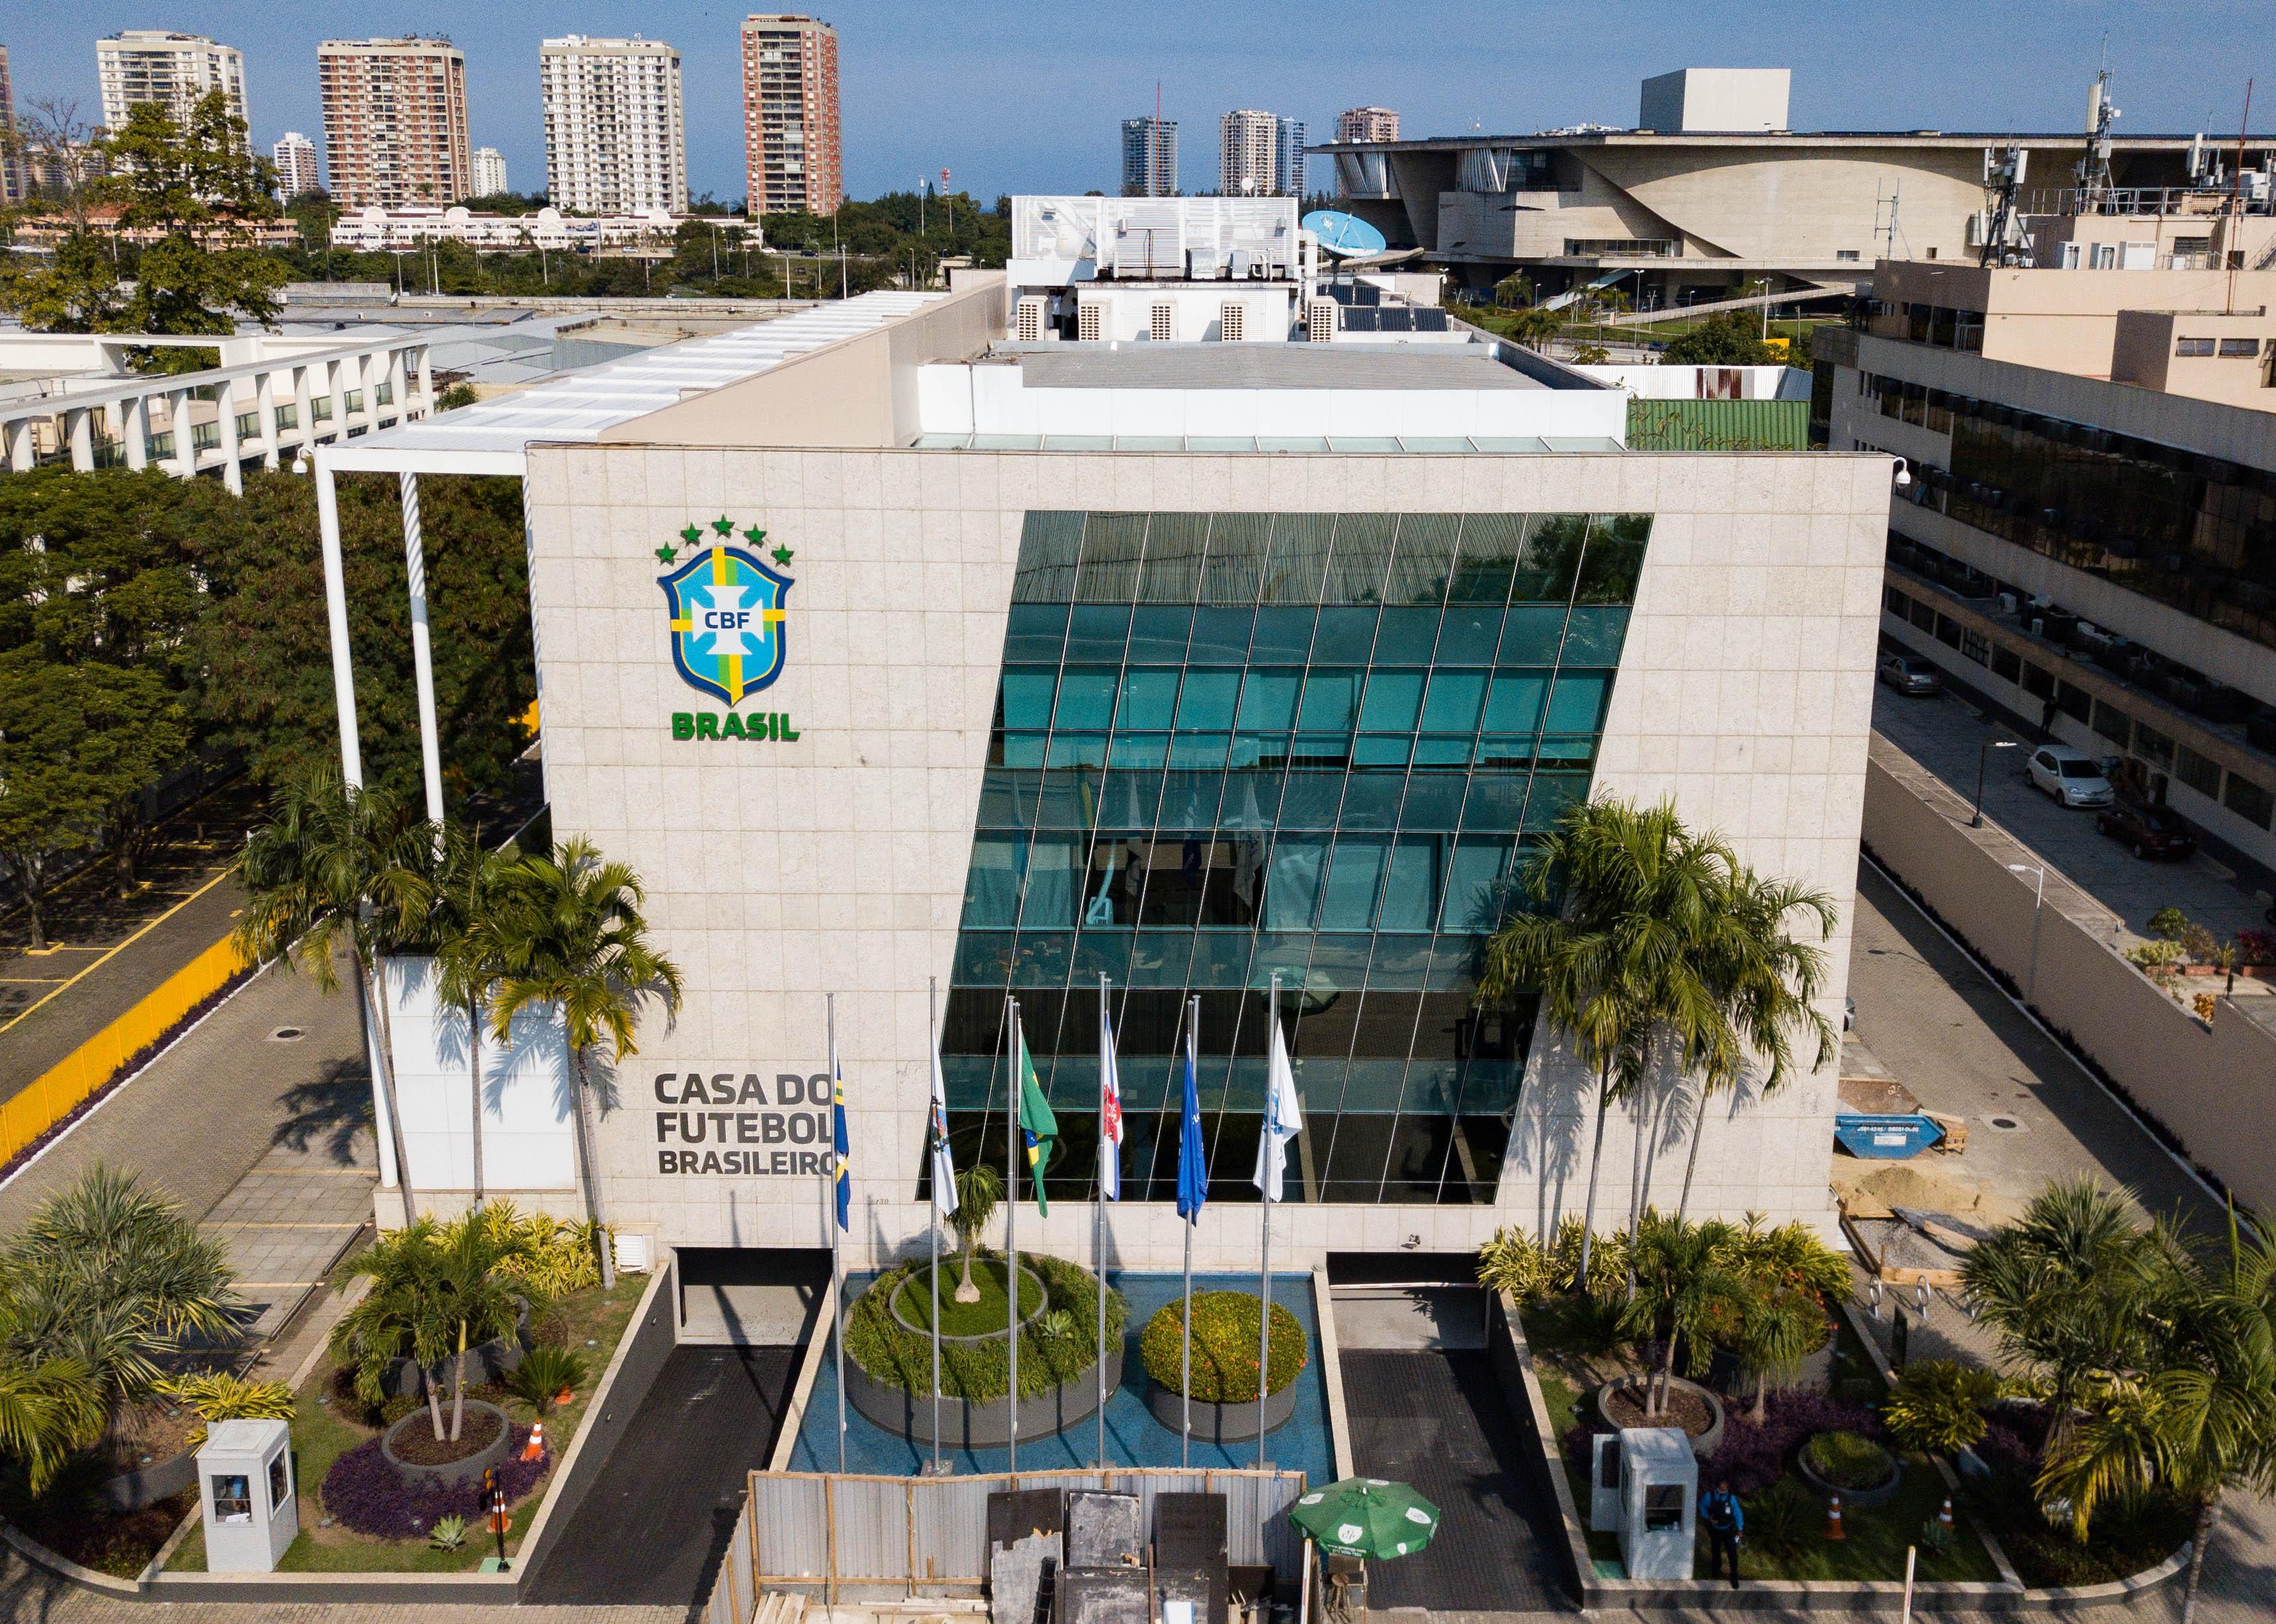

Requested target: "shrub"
[
  {"left": 1802, "top": 1430, "right": 1898, "bottom": 1491},
  {"left": 427, "top": 1514, "right": 468, "bottom": 1551},
  {"left": 2147, "top": 907, "right": 2191, "bottom": 943},
  {"left": 320, "top": 1425, "right": 548, "bottom": 1539},
  {"left": 1140, "top": 1292, "right": 1308, "bottom": 1403},
  {"left": 468, "top": 1203, "right": 604, "bottom": 1299},
  {"left": 2238, "top": 927, "right": 2275, "bottom": 965},
  {"left": 1702, "top": 1389, "right": 1882, "bottom": 1496},
  {"left": 1477, "top": 1226, "right": 1559, "bottom": 1303},
  {"left": 504, "top": 1346, "right": 587, "bottom": 1413},
  {"left": 1882, "top": 1359, "right": 2001, "bottom": 1455},
  {"left": 1744, "top": 1481, "right": 1816, "bottom": 1560},
  {"left": 842, "top": 1249, "right": 1125, "bottom": 1401},
  {"left": 153, "top": 1371, "right": 295, "bottom": 1447},
  {"left": 2126, "top": 939, "right": 2183, "bottom": 974}
]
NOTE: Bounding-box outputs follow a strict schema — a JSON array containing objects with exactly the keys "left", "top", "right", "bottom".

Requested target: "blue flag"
[
  {"left": 1175, "top": 1042, "right": 1206, "bottom": 1222},
  {"left": 832, "top": 1062, "right": 852, "bottom": 1232}
]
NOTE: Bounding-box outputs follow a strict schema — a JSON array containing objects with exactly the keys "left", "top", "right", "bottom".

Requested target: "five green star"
[
  {"left": 741, "top": 525, "right": 767, "bottom": 547},
  {"left": 678, "top": 523, "right": 701, "bottom": 545},
  {"left": 711, "top": 515, "right": 735, "bottom": 536},
  {"left": 771, "top": 543, "right": 795, "bottom": 568},
  {"left": 655, "top": 542, "right": 678, "bottom": 564}
]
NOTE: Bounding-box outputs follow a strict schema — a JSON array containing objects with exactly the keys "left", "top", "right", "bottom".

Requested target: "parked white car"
[{"left": 2027, "top": 744, "right": 2116, "bottom": 808}]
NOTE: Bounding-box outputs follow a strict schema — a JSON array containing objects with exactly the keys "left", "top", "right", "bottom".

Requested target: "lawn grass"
[
  {"left": 1721, "top": 1462, "right": 2001, "bottom": 1584},
  {"left": 167, "top": 1270, "right": 649, "bottom": 1574},
  {"left": 889, "top": 1258, "right": 1041, "bottom": 1336}
]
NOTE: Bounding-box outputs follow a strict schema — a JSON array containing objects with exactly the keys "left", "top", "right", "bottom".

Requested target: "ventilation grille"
[
  {"left": 1149, "top": 302, "right": 1174, "bottom": 343},
  {"left": 1078, "top": 301, "right": 1102, "bottom": 343},
  {"left": 1219, "top": 302, "right": 1245, "bottom": 343},
  {"left": 1014, "top": 297, "right": 1045, "bottom": 343},
  {"left": 1306, "top": 299, "right": 1338, "bottom": 341}
]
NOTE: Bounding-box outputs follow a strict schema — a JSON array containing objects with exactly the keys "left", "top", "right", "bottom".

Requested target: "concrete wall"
[
  {"left": 2111, "top": 309, "right": 2276, "bottom": 409},
  {"left": 1861, "top": 736, "right": 2276, "bottom": 1213}
]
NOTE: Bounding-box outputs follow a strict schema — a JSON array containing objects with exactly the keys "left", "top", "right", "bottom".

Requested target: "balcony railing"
[{"left": 1562, "top": 237, "right": 1677, "bottom": 258}]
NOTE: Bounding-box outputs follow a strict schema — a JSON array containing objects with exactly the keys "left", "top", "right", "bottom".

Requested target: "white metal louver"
[
  {"left": 1015, "top": 296, "right": 1046, "bottom": 343},
  {"left": 1306, "top": 299, "right": 1338, "bottom": 341},
  {"left": 1149, "top": 303, "right": 1174, "bottom": 343},
  {"left": 1219, "top": 302, "right": 1245, "bottom": 343},
  {"left": 1078, "top": 300, "right": 1102, "bottom": 343}
]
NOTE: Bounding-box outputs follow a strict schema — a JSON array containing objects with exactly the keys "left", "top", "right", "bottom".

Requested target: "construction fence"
[{"left": 0, "top": 932, "right": 249, "bottom": 1167}]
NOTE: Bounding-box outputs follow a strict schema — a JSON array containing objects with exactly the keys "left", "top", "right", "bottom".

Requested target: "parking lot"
[{"left": 1871, "top": 682, "right": 2267, "bottom": 943}]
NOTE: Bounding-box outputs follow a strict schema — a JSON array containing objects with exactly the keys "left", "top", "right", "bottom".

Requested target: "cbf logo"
[{"left": 658, "top": 519, "right": 793, "bottom": 708}]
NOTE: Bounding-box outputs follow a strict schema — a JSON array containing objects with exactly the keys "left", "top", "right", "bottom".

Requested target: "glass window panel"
[
  {"left": 1576, "top": 513, "right": 1651, "bottom": 605},
  {"left": 1189, "top": 606, "right": 1256, "bottom": 661},
  {"left": 1160, "top": 771, "right": 1227, "bottom": 829},
  {"left": 1138, "top": 513, "right": 1207, "bottom": 603},
  {"left": 1054, "top": 669, "right": 1118, "bottom": 730},
  {"left": 1108, "top": 734, "right": 1168, "bottom": 768},
  {"left": 955, "top": 931, "right": 1016, "bottom": 984},
  {"left": 1278, "top": 770, "right": 1346, "bottom": 828},
  {"left": 961, "top": 835, "right": 1026, "bottom": 927},
  {"left": 1483, "top": 672, "right": 1550, "bottom": 734},
  {"left": 1306, "top": 607, "right": 1375, "bottom": 663},
  {"left": 940, "top": 1055, "right": 996, "bottom": 1111},
  {"left": 1473, "top": 736, "right": 1535, "bottom": 771},
  {"left": 1076, "top": 512, "right": 1146, "bottom": 602},
  {"left": 1004, "top": 604, "right": 1069, "bottom": 661},
  {"left": 1559, "top": 605, "right": 1632, "bottom": 665},
  {"left": 1400, "top": 1060, "right": 1462, "bottom": 1115},
  {"left": 1400, "top": 772, "right": 1467, "bottom": 829},
  {"left": 1436, "top": 605, "right": 1501, "bottom": 664},
  {"left": 1127, "top": 930, "right": 1194, "bottom": 986},
  {"left": 1066, "top": 605, "right": 1131, "bottom": 661},
  {"left": 979, "top": 768, "right": 1041, "bottom": 827},
  {"left": 1099, "top": 768, "right": 1162, "bottom": 826},
  {"left": 1453, "top": 1113, "right": 1512, "bottom": 1202},
  {"left": 1021, "top": 836, "right": 1081, "bottom": 928},
  {"left": 1499, "top": 605, "right": 1569, "bottom": 665},
  {"left": 1116, "top": 669, "right": 1182, "bottom": 731},
  {"left": 1200, "top": 513, "right": 1271, "bottom": 603},
  {"left": 1353, "top": 736, "right": 1412, "bottom": 767},
  {"left": 1013, "top": 511, "right": 1083, "bottom": 603},
  {"left": 1168, "top": 734, "right": 1229, "bottom": 769},
  {"left": 1421, "top": 670, "right": 1487, "bottom": 734},
  {"left": 1374, "top": 607, "right": 1441, "bottom": 663},
  {"left": 1002, "top": 668, "right": 1059, "bottom": 730},
  {"left": 1366, "top": 936, "right": 1434, "bottom": 987},
  {"left": 1324, "top": 513, "right": 1396, "bottom": 604},
  {"left": 1038, "top": 766, "right": 1104, "bottom": 825},
  {"left": 1379, "top": 837, "right": 1438, "bottom": 932},
  {"left": 1304, "top": 937, "right": 1371, "bottom": 995},
  {"left": 1380, "top": 1113, "right": 1454, "bottom": 1201},
  {"left": 1001, "top": 734, "right": 1049, "bottom": 768},
  {"left": 1082, "top": 836, "right": 1145, "bottom": 925},
  {"left": 1297, "top": 669, "right": 1361, "bottom": 734},
  {"left": 1414, "top": 738, "right": 1471, "bottom": 767},
  {"left": 1358, "top": 670, "right": 1426, "bottom": 732},
  {"left": 1071, "top": 931, "right": 1135, "bottom": 982},
  {"left": 1514, "top": 514, "right": 1587, "bottom": 602},
  {"left": 1545, "top": 671, "right": 1613, "bottom": 734},
  {"left": 1450, "top": 514, "right": 1525, "bottom": 603},
  {"left": 1423, "top": 939, "right": 1481, "bottom": 990},
  {"left": 1221, "top": 765, "right": 1283, "bottom": 826},
  {"left": 1266, "top": 835, "right": 1327, "bottom": 930},
  {"left": 1440, "top": 838, "right": 1510, "bottom": 932},
  {"left": 1338, "top": 770, "right": 1407, "bottom": 830},
  {"left": 1010, "top": 930, "right": 1071, "bottom": 986},
  {"left": 1386, "top": 513, "right": 1462, "bottom": 605},
  {"left": 1252, "top": 932, "right": 1314, "bottom": 990},
  {"left": 1175, "top": 669, "right": 1242, "bottom": 730},
  {"left": 1524, "top": 773, "right": 1592, "bottom": 830},
  {"left": 1462, "top": 769, "right": 1530, "bottom": 832},
  {"left": 1259, "top": 513, "right": 1333, "bottom": 603},
  {"left": 1237, "top": 669, "right": 1303, "bottom": 732},
  {"left": 1126, "top": 605, "right": 1193, "bottom": 663},
  {"left": 1322, "top": 1114, "right": 1393, "bottom": 1203},
  {"left": 1247, "top": 607, "right": 1315, "bottom": 662},
  {"left": 1188, "top": 932, "right": 1255, "bottom": 988},
  {"left": 1536, "top": 736, "right": 1597, "bottom": 770}
]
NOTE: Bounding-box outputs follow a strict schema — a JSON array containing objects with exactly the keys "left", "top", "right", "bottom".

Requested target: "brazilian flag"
[{"left": 1016, "top": 1031, "right": 1058, "bottom": 1216}]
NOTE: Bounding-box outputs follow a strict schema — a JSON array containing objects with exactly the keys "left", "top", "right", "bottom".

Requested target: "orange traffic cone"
[
  {"left": 521, "top": 1421, "right": 546, "bottom": 1462},
  {"left": 1939, "top": 1496, "right": 1956, "bottom": 1535},
  {"left": 1823, "top": 1494, "right": 1846, "bottom": 1541}
]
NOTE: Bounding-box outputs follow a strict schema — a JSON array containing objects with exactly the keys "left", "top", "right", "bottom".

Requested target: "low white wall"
[{"left": 382, "top": 955, "right": 577, "bottom": 1199}]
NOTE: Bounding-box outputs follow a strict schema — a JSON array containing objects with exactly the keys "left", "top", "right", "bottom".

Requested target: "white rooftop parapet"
[{"left": 1010, "top": 195, "right": 1301, "bottom": 286}]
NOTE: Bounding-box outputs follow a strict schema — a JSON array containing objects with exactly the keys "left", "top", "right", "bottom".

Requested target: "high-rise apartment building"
[
  {"left": 740, "top": 15, "right": 840, "bottom": 216},
  {"left": 472, "top": 146, "right": 507, "bottom": 197},
  {"left": 95, "top": 31, "right": 247, "bottom": 141},
  {"left": 1336, "top": 106, "right": 1399, "bottom": 143},
  {"left": 0, "top": 46, "right": 19, "bottom": 205},
  {"left": 540, "top": 35, "right": 685, "bottom": 215},
  {"left": 1120, "top": 115, "right": 1177, "bottom": 197},
  {"left": 273, "top": 131, "right": 320, "bottom": 199},
  {"left": 1221, "top": 109, "right": 1304, "bottom": 196},
  {"left": 318, "top": 37, "right": 472, "bottom": 209}
]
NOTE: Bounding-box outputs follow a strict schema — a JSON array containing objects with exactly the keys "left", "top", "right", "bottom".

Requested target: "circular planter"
[
  {"left": 1595, "top": 1375, "right": 1725, "bottom": 1460},
  {"left": 1146, "top": 1374, "right": 1299, "bottom": 1444},
  {"left": 1796, "top": 1440, "right": 1902, "bottom": 1508},
  {"left": 379, "top": 1398, "right": 512, "bottom": 1490},
  {"left": 846, "top": 1344, "right": 1122, "bottom": 1447},
  {"left": 887, "top": 1260, "right": 1049, "bottom": 1343},
  {"left": 99, "top": 1445, "right": 198, "bottom": 1512},
  {"left": 1705, "top": 1324, "right": 1835, "bottom": 1400},
  {"left": 385, "top": 1301, "right": 531, "bottom": 1398}
]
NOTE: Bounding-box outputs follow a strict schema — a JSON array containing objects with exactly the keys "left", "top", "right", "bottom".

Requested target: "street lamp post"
[
  {"left": 2007, "top": 863, "right": 2046, "bottom": 1004},
  {"left": 1974, "top": 737, "right": 2019, "bottom": 828}
]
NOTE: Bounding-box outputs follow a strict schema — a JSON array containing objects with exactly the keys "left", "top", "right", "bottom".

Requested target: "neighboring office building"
[
  {"left": 539, "top": 35, "right": 687, "bottom": 216},
  {"left": 740, "top": 14, "right": 840, "bottom": 216},
  {"left": 1276, "top": 117, "right": 1308, "bottom": 198},
  {"left": 318, "top": 37, "right": 472, "bottom": 209},
  {"left": 472, "top": 147, "right": 507, "bottom": 198},
  {"left": 1313, "top": 69, "right": 2224, "bottom": 302},
  {"left": 0, "top": 44, "right": 19, "bottom": 206},
  {"left": 1221, "top": 109, "right": 1303, "bottom": 196},
  {"left": 1637, "top": 68, "right": 1789, "bottom": 133},
  {"left": 1823, "top": 234, "right": 2276, "bottom": 878},
  {"left": 96, "top": 30, "right": 247, "bottom": 140},
  {"left": 1121, "top": 115, "right": 1177, "bottom": 198},
  {"left": 1336, "top": 106, "right": 1399, "bottom": 144},
  {"left": 330, "top": 202, "right": 691, "bottom": 253},
  {"left": 319, "top": 229, "right": 1888, "bottom": 1272},
  {"left": 273, "top": 132, "right": 320, "bottom": 200}
]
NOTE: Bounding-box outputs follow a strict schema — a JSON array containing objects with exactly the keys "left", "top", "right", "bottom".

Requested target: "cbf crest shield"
[{"left": 659, "top": 545, "right": 791, "bottom": 706}]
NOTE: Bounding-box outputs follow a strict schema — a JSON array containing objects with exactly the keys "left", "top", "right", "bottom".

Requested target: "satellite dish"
[{"left": 1301, "top": 209, "right": 1388, "bottom": 257}]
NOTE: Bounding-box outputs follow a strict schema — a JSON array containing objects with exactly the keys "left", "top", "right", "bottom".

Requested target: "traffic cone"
[
  {"left": 521, "top": 1421, "right": 545, "bottom": 1462},
  {"left": 1939, "top": 1496, "right": 1956, "bottom": 1535},
  {"left": 1823, "top": 1494, "right": 1846, "bottom": 1541}
]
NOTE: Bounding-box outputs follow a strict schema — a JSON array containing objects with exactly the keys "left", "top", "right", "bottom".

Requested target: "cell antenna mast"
[
  {"left": 1980, "top": 144, "right": 2028, "bottom": 268},
  {"left": 2079, "top": 66, "right": 2119, "bottom": 204}
]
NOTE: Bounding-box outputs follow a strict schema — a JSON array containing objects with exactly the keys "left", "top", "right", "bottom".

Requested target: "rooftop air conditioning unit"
[
  {"left": 1015, "top": 296, "right": 1046, "bottom": 343},
  {"left": 1149, "top": 302, "right": 1175, "bottom": 343},
  {"left": 1078, "top": 300, "right": 1102, "bottom": 343},
  {"left": 1219, "top": 302, "right": 1245, "bottom": 343},
  {"left": 1307, "top": 298, "right": 1338, "bottom": 341}
]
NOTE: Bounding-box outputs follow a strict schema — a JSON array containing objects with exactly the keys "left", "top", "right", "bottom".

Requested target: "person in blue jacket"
[{"left": 1700, "top": 1477, "right": 1744, "bottom": 1588}]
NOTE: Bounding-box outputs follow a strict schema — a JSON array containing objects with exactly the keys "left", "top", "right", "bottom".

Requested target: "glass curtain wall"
[{"left": 930, "top": 509, "right": 1649, "bottom": 1208}]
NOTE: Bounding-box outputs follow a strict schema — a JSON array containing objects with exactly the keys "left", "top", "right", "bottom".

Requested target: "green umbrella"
[{"left": 1288, "top": 1477, "right": 1441, "bottom": 1559}]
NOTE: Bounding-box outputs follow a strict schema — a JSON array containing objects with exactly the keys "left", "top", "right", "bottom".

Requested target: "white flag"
[
  {"left": 1100, "top": 1008, "right": 1124, "bottom": 1203},
  {"left": 929, "top": 1039, "right": 958, "bottom": 1217},
  {"left": 1252, "top": 1014, "right": 1303, "bottom": 1203}
]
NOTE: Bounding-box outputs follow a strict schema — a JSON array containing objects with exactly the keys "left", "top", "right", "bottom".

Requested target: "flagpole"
[
  {"left": 929, "top": 974, "right": 941, "bottom": 1474},
  {"left": 1183, "top": 994, "right": 1197, "bottom": 1471},
  {"left": 1096, "top": 972, "right": 1109, "bottom": 1470},
  {"left": 1260, "top": 972, "right": 1276, "bottom": 1473},
  {"left": 828, "top": 991, "right": 845, "bottom": 1474},
  {"left": 1006, "top": 995, "right": 1020, "bottom": 1475}
]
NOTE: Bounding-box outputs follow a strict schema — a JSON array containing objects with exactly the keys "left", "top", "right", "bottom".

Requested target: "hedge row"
[
  {"left": 1139, "top": 1291, "right": 1308, "bottom": 1404},
  {"left": 845, "top": 1248, "right": 1126, "bottom": 1402}
]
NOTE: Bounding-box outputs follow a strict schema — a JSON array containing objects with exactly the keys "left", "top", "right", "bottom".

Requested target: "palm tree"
[
  {"left": 331, "top": 1219, "right": 454, "bottom": 1440},
  {"left": 427, "top": 830, "right": 535, "bottom": 1212},
  {"left": 1616, "top": 1210, "right": 1743, "bottom": 1418},
  {"left": 948, "top": 1164, "right": 1003, "bottom": 1304},
  {"left": 488, "top": 838, "right": 683, "bottom": 1291},
  {"left": 235, "top": 768, "right": 434, "bottom": 1225},
  {"left": 431, "top": 1212, "right": 544, "bottom": 1441},
  {"left": 0, "top": 1297, "right": 105, "bottom": 1495},
  {"left": 1674, "top": 865, "right": 1839, "bottom": 1222}
]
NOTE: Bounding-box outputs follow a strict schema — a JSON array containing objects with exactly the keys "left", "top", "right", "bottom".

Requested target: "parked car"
[
  {"left": 2096, "top": 802, "right": 2198, "bottom": 861},
  {"left": 2027, "top": 744, "right": 2117, "bottom": 808},
  {"left": 1877, "top": 653, "right": 1944, "bottom": 695}
]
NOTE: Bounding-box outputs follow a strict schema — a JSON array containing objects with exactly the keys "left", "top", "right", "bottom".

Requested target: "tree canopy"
[{"left": 1660, "top": 310, "right": 1782, "bottom": 366}]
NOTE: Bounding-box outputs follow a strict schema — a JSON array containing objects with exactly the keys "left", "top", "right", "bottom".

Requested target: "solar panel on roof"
[
  {"left": 1414, "top": 309, "right": 1450, "bottom": 332},
  {"left": 1354, "top": 283, "right": 1381, "bottom": 306},
  {"left": 1341, "top": 308, "right": 1381, "bottom": 331},
  {"left": 1327, "top": 284, "right": 1355, "bottom": 304},
  {"left": 1379, "top": 308, "right": 1414, "bottom": 332}
]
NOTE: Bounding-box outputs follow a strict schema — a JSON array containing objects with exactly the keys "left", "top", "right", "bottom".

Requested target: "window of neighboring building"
[
  {"left": 1935, "top": 613, "right": 1963, "bottom": 650},
  {"left": 2060, "top": 243, "right": 2083, "bottom": 269},
  {"left": 1836, "top": 249, "right": 1860, "bottom": 262},
  {"left": 2224, "top": 773, "right": 2276, "bottom": 831},
  {"left": 1909, "top": 599, "right": 1937, "bottom": 632},
  {"left": 2218, "top": 338, "right": 2261, "bottom": 358},
  {"left": 2175, "top": 337, "right": 2216, "bottom": 357},
  {"left": 1884, "top": 584, "right": 1912, "bottom": 617},
  {"left": 2021, "top": 662, "right": 2056, "bottom": 701},
  {"left": 1961, "top": 629, "right": 1990, "bottom": 665},
  {"left": 2092, "top": 699, "right": 2132, "bottom": 746},
  {"left": 2091, "top": 243, "right": 2118, "bottom": 269},
  {"left": 2057, "top": 680, "right": 2093, "bottom": 722},
  {"left": 2175, "top": 744, "right": 2222, "bottom": 798},
  {"left": 1990, "top": 644, "right": 2022, "bottom": 684},
  {"left": 2133, "top": 723, "right": 2175, "bottom": 772}
]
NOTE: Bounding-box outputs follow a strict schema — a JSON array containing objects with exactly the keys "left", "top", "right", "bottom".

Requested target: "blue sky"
[{"left": 11, "top": 1, "right": 2273, "bottom": 204}]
